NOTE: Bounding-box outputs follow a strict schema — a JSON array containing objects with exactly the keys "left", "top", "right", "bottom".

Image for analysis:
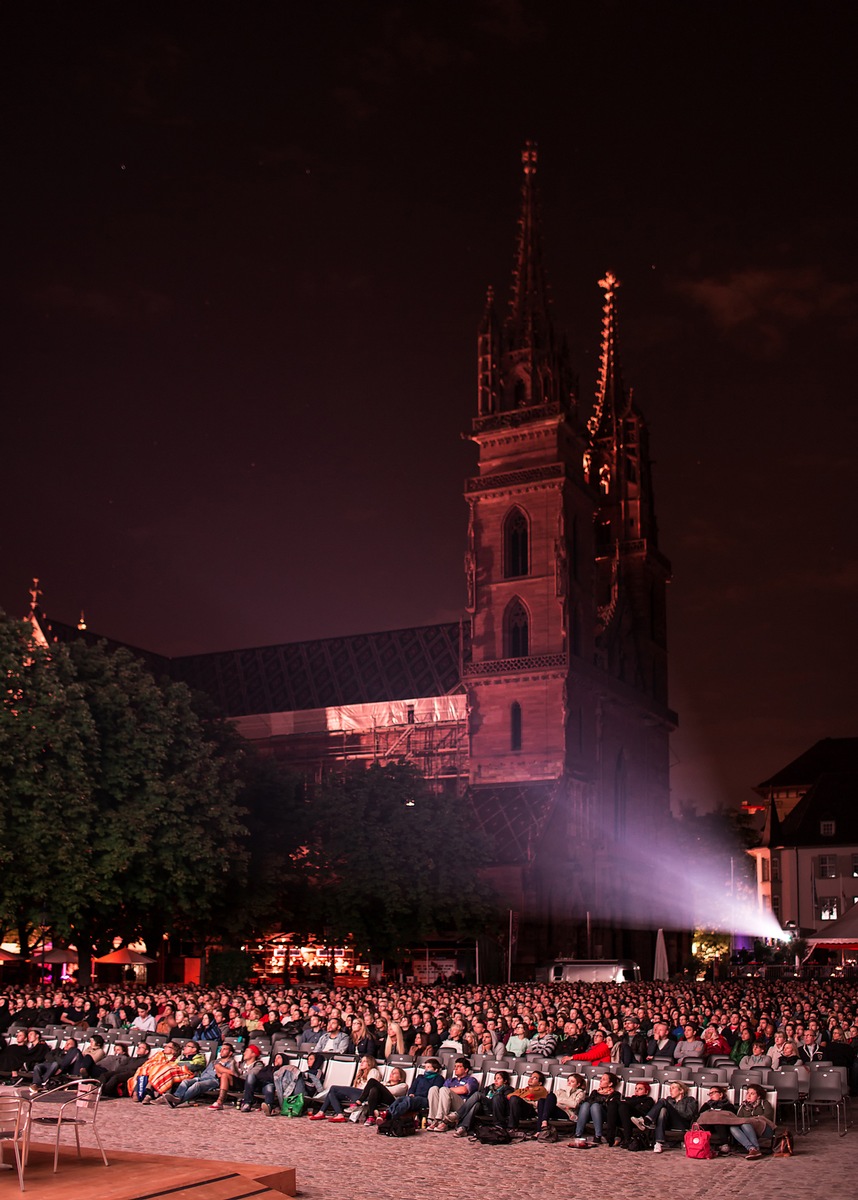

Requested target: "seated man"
[
  {"left": 387, "top": 1058, "right": 443, "bottom": 1122},
  {"left": 526, "top": 1020, "right": 557, "bottom": 1058},
  {"left": 427, "top": 1057, "right": 479, "bottom": 1131},
  {"left": 645, "top": 1022, "right": 677, "bottom": 1063},
  {"left": 131, "top": 1041, "right": 194, "bottom": 1103},
  {"left": 313, "top": 1018, "right": 350, "bottom": 1054},
  {"left": 165, "top": 1043, "right": 238, "bottom": 1107},
  {"left": 501, "top": 1069, "right": 550, "bottom": 1134},
  {"left": 453, "top": 1070, "right": 514, "bottom": 1138},
  {"left": 101, "top": 1042, "right": 150, "bottom": 1097},
  {"left": 32, "top": 1036, "right": 85, "bottom": 1089}
]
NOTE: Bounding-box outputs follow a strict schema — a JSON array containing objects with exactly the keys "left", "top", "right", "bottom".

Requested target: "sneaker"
[
  {"left": 631, "top": 1117, "right": 646, "bottom": 1131},
  {"left": 261, "top": 1103, "right": 272, "bottom": 1117},
  {"left": 239, "top": 1104, "right": 252, "bottom": 1113},
  {"left": 209, "top": 1101, "right": 223, "bottom": 1110},
  {"left": 429, "top": 1120, "right": 446, "bottom": 1131},
  {"left": 308, "top": 1112, "right": 327, "bottom": 1121},
  {"left": 745, "top": 1148, "right": 762, "bottom": 1160},
  {"left": 653, "top": 1142, "right": 664, "bottom": 1153},
  {"left": 364, "top": 1116, "right": 376, "bottom": 1126},
  {"left": 141, "top": 1095, "right": 152, "bottom": 1105},
  {"left": 591, "top": 1136, "right": 604, "bottom": 1145},
  {"left": 453, "top": 1126, "right": 469, "bottom": 1138},
  {"left": 328, "top": 1115, "right": 347, "bottom": 1123},
  {"left": 643, "top": 1116, "right": 655, "bottom": 1128}
]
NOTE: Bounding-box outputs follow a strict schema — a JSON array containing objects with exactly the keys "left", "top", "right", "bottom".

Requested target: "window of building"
[
  {"left": 771, "top": 895, "right": 781, "bottom": 919},
  {"left": 772, "top": 856, "right": 781, "bottom": 882},
  {"left": 821, "top": 820, "right": 836, "bottom": 837},
  {"left": 853, "top": 854, "right": 858, "bottom": 878},
  {"left": 504, "top": 597, "right": 529, "bottom": 658},
  {"left": 817, "top": 897, "right": 839, "bottom": 921},
  {"left": 761, "top": 857, "right": 770, "bottom": 882},
  {"left": 503, "top": 507, "right": 529, "bottom": 578},
  {"left": 510, "top": 702, "right": 522, "bottom": 751},
  {"left": 817, "top": 855, "right": 837, "bottom": 879}
]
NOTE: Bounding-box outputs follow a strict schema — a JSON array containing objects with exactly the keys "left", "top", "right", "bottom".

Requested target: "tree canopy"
[
  {"left": 299, "top": 762, "right": 495, "bottom": 960},
  {"left": 0, "top": 612, "right": 498, "bottom": 973},
  {"left": 0, "top": 614, "right": 248, "bottom": 975}
]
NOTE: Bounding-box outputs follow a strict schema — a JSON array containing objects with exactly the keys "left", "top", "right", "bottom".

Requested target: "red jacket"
[{"left": 571, "top": 1040, "right": 611, "bottom": 1063}]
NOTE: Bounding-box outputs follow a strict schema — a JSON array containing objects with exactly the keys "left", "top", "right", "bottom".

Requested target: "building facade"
[
  {"left": 32, "top": 146, "right": 676, "bottom": 970},
  {"left": 748, "top": 738, "right": 858, "bottom": 933}
]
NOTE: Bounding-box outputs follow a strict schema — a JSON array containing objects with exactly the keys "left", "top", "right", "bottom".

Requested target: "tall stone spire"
[
  {"left": 588, "top": 272, "right": 630, "bottom": 443},
  {"left": 505, "top": 141, "right": 554, "bottom": 357}
]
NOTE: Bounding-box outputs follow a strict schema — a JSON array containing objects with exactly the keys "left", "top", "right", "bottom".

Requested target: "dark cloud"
[{"left": 676, "top": 267, "right": 858, "bottom": 353}]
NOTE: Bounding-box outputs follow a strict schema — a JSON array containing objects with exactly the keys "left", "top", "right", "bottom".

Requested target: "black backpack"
[
  {"left": 473, "top": 1124, "right": 512, "bottom": 1145},
  {"left": 377, "top": 1113, "right": 418, "bottom": 1137}
]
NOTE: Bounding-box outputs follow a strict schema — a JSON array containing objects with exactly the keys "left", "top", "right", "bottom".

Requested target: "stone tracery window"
[
  {"left": 504, "top": 597, "right": 529, "bottom": 658},
  {"left": 503, "top": 506, "right": 529, "bottom": 578}
]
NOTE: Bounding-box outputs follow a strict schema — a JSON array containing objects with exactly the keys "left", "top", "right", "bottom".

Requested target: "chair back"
[{"left": 0, "top": 1095, "right": 28, "bottom": 1138}]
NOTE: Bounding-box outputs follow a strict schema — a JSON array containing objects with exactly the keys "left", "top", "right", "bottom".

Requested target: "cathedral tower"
[{"left": 465, "top": 146, "right": 675, "bottom": 962}]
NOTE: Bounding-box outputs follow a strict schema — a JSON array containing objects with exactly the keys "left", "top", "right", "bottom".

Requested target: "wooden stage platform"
[{"left": 1, "top": 1142, "right": 296, "bottom": 1199}]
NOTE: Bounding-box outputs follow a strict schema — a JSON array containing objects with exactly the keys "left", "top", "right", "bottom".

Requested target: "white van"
[{"left": 542, "top": 959, "right": 641, "bottom": 984}]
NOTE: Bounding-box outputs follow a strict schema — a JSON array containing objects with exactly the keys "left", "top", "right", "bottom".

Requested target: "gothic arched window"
[
  {"left": 503, "top": 507, "right": 529, "bottom": 578},
  {"left": 504, "top": 597, "right": 529, "bottom": 659},
  {"left": 510, "top": 701, "right": 522, "bottom": 751}
]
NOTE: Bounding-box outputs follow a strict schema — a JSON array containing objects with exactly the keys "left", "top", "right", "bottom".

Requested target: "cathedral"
[{"left": 32, "top": 145, "right": 676, "bottom": 972}]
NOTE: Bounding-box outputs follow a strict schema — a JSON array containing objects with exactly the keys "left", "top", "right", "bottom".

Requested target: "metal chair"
[
  {"left": 0, "top": 1094, "right": 29, "bottom": 1190},
  {"left": 769, "top": 1069, "right": 803, "bottom": 1134},
  {"left": 27, "top": 1080, "right": 109, "bottom": 1172},
  {"left": 805, "top": 1070, "right": 848, "bottom": 1136}
]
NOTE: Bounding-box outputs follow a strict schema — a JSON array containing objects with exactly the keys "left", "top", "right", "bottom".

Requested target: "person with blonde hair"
[{"left": 648, "top": 1079, "right": 698, "bottom": 1152}]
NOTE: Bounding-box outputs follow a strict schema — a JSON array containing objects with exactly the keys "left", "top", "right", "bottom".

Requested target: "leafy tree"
[
  {"left": 64, "top": 640, "right": 249, "bottom": 975},
  {"left": 300, "top": 762, "right": 495, "bottom": 960},
  {"left": 206, "top": 745, "right": 309, "bottom": 944},
  {"left": 0, "top": 614, "right": 97, "bottom": 955}
]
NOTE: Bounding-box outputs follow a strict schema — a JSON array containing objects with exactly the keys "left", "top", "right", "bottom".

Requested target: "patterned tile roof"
[{"left": 171, "top": 622, "right": 467, "bottom": 717}]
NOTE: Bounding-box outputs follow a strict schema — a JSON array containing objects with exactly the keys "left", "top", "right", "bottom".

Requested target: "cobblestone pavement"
[{"left": 88, "top": 1101, "right": 855, "bottom": 1200}]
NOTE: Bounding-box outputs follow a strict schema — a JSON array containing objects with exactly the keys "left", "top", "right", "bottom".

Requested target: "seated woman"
[
  {"left": 308, "top": 1055, "right": 381, "bottom": 1121},
  {"left": 702, "top": 1024, "right": 731, "bottom": 1060},
  {"left": 537, "top": 1071, "right": 586, "bottom": 1134},
  {"left": 352, "top": 1065, "right": 408, "bottom": 1124},
  {"left": 617, "top": 1079, "right": 656, "bottom": 1147},
  {"left": 409, "top": 1032, "right": 433, "bottom": 1061},
  {"left": 384, "top": 1021, "right": 406, "bottom": 1057},
  {"left": 504, "top": 1022, "right": 531, "bottom": 1058},
  {"left": 573, "top": 1071, "right": 622, "bottom": 1144},
  {"left": 193, "top": 1013, "right": 222, "bottom": 1044},
  {"left": 729, "top": 1084, "right": 775, "bottom": 1159},
  {"left": 696, "top": 1084, "right": 736, "bottom": 1154},
  {"left": 648, "top": 1080, "right": 698, "bottom": 1152},
  {"left": 349, "top": 1017, "right": 378, "bottom": 1059}
]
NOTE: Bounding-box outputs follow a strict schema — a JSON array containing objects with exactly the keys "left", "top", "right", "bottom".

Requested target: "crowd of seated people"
[{"left": 0, "top": 975, "right": 856, "bottom": 1153}]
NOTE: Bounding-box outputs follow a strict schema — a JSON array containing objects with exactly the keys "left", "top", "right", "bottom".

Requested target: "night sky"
[{"left": 4, "top": 2, "right": 857, "bottom": 812}]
